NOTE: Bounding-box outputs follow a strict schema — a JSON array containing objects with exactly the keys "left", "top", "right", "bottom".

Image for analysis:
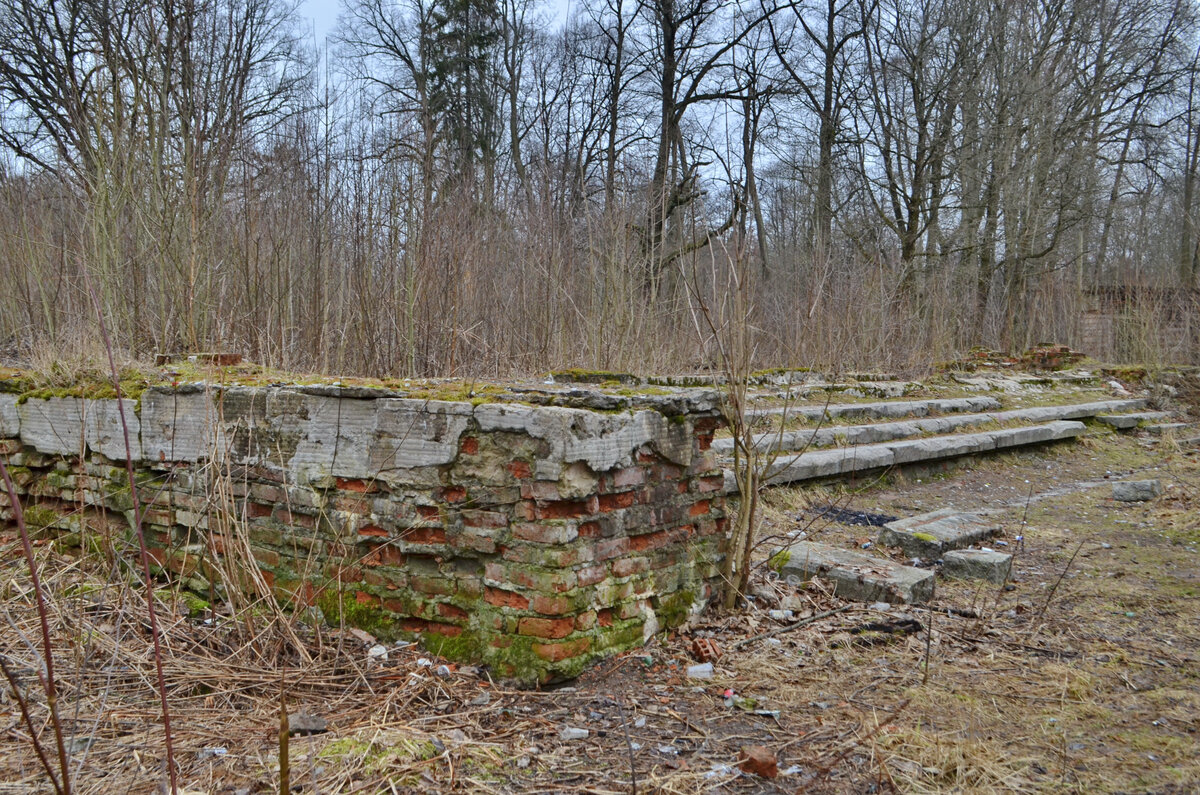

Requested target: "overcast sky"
[{"left": 298, "top": 0, "right": 574, "bottom": 44}]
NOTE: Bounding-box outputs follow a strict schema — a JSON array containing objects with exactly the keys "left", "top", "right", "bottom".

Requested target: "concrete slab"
[
  {"left": 879, "top": 509, "right": 999, "bottom": 558},
  {"left": 1095, "top": 411, "right": 1172, "bottom": 429},
  {"left": 775, "top": 541, "right": 934, "bottom": 604},
  {"left": 942, "top": 549, "right": 1012, "bottom": 584},
  {"left": 1144, "top": 422, "right": 1192, "bottom": 435}
]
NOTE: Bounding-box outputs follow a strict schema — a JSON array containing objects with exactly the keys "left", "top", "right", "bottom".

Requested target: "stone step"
[
  {"left": 726, "top": 420, "right": 1086, "bottom": 489},
  {"left": 877, "top": 509, "right": 999, "bottom": 558},
  {"left": 942, "top": 549, "right": 1012, "bottom": 584},
  {"left": 718, "top": 399, "right": 1149, "bottom": 456},
  {"left": 774, "top": 541, "right": 935, "bottom": 604},
  {"left": 1144, "top": 422, "right": 1194, "bottom": 435},
  {"left": 746, "top": 396, "right": 1003, "bottom": 425},
  {"left": 1095, "top": 411, "right": 1174, "bottom": 429}
]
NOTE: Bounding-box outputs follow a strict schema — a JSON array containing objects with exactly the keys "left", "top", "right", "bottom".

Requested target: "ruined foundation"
[{"left": 0, "top": 383, "right": 727, "bottom": 682}]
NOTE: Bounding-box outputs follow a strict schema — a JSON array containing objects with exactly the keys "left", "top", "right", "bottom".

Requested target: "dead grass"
[{"left": 1, "top": 432, "right": 1198, "bottom": 793}]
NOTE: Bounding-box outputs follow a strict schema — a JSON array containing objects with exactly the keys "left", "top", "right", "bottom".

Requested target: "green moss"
[
  {"left": 910, "top": 531, "right": 939, "bottom": 543},
  {"left": 317, "top": 590, "right": 395, "bottom": 640},
  {"left": 655, "top": 589, "right": 696, "bottom": 628},
  {"left": 767, "top": 549, "right": 791, "bottom": 572},
  {"left": 22, "top": 504, "right": 60, "bottom": 531}
]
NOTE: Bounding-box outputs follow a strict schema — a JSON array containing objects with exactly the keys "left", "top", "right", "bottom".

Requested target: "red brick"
[
  {"left": 629, "top": 529, "right": 669, "bottom": 552},
  {"left": 355, "top": 590, "right": 379, "bottom": 606},
  {"left": 485, "top": 587, "right": 529, "bottom": 609},
  {"left": 612, "top": 467, "right": 646, "bottom": 489},
  {"left": 618, "top": 600, "right": 645, "bottom": 620},
  {"left": 462, "top": 509, "right": 508, "bottom": 529},
  {"left": 247, "top": 501, "right": 273, "bottom": 518},
  {"left": 688, "top": 500, "right": 712, "bottom": 517},
  {"left": 574, "top": 610, "right": 597, "bottom": 631},
  {"left": 254, "top": 548, "right": 280, "bottom": 567},
  {"left": 362, "top": 544, "right": 405, "bottom": 567},
  {"left": 578, "top": 521, "right": 602, "bottom": 538},
  {"left": 577, "top": 564, "right": 607, "bottom": 586},
  {"left": 401, "top": 526, "right": 446, "bottom": 544},
  {"left": 652, "top": 462, "right": 684, "bottom": 480},
  {"left": 417, "top": 505, "right": 440, "bottom": 520},
  {"left": 512, "top": 522, "right": 577, "bottom": 544},
  {"left": 530, "top": 594, "right": 572, "bottom": 615},
  {"left": 612, "top": 557, "right": 647, "bottom": 577},
  {"left": 535, "top": 500, "right": 589, "bottom": 520},
  {"left": 594, "top": 537, "right": 629, "bottom": 560},
  {"left": 460, "top": 436, "right": 479, "bottom": 455},
  {"left": 533, "top": 637, "right": 591, "bottom": 662},
  {"left": 358, "top": 524, "right": 388, "bottom": 538},
  {"left": 427, "top": 622, "right": 463, "bottom": 637},
  {"left": 518, "top": 616, "right": 574, "bottom": 639},
  {"left": 273, "top": 507, "right": 315, "bottom": 528},
  {"left": 697, "top": 432, "right": 714, "bottom": 451},
  {"left": 597, "top": 608, "right": 614, "bottom": 627},
  {"left": 441, "top": 485, "right": 467, "bottom": 503},
  {"left": 410, "top": 576, "right": 455, "bottom": 596},
  {"left": 336, "top": 477, "right": 376, "bottom": 493},
  {"left": 514, "top": 500, "right": 536, "bottom": 520},
  {"left": 697, "top": 476, "right": 725, "bottom": 493},
  {"left": 598, "top": 491, "right": 636, "bottom": 512},
  {"left": 437, "top": 603, "right": 469, "bottom": 621},
  {"left": 520, "top": 481, "right": 560, "bottom": 501},
  {"left": 508, "top": 460, "right": 532, "bottom": 479}
]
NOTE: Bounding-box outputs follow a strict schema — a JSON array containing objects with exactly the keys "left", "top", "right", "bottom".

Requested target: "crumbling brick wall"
[{"left": 0, "top": 384, "right": 726, "bottom": 682}]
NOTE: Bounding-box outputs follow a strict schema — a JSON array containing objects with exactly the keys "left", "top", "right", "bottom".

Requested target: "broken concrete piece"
[
  {"left": 1112, "top": 480, "right": 1161, "bottom": 502},
  {"left": 879, "top": 509, "right": 998, "bottom": 558},
  {"left": 776, "top": 541, "right": 935, "bottom": 604},
  {"left": 942, "top": 549, "right": 1012, "bottom": 584}
]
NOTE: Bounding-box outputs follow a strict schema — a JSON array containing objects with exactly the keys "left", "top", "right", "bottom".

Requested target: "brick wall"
[{"left": 0, "top": 383, "right": 726, "bottom": 683}]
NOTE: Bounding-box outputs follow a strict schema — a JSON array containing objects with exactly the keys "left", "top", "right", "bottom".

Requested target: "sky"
[{"left": 298, "top": 0, "right": 574, "bottom": 45}]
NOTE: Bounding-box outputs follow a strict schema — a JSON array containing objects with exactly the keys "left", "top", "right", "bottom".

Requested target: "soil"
[{"left": 1, "top": 431, "right": 1197, "bottom": 793}]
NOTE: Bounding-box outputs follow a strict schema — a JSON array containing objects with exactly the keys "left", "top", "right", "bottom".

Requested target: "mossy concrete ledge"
[{"left": 0, "top": 382, "right": 727, "bottom": 684}]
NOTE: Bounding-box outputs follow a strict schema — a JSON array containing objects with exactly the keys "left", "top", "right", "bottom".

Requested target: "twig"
[
  {"left": 1029, "top": 537, "right": 1089, "bottom": 638},
  {"left": 612, "top": 694, "right": 638, "bottom": 795},
  {"left": 0, "top": 655, "right": 63, "bottom": 795},
  {"left": 0, "top": 458, "right": 71, "bottom": 795},
  {"left": 731, "top": 605, "right": 852, "bottom": 649}
]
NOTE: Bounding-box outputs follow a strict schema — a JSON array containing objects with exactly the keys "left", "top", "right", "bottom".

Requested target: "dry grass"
[{"left": 1, "top": 430, "right": 1199, "bottom": 793}]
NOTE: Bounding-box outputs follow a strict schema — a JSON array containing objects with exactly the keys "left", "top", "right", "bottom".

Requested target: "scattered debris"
[
  {"left": 691, "top": 637, "right": 722, "bottom": 662},
  {"left": 738, "top": 745, "right": 778, "bottom": 778}
]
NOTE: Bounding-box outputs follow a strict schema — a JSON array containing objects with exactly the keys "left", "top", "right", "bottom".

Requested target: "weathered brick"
[
  {"left": 535, "top": 500, "right": 589, "bottom": 520},
  {"left": 401, "top": 526, "right": 446, "bottom": 545},
  {"left": 410, "top": 576, "right": 455, "bottom": 596},
  {"left": 335, "top": 477, "right": 376, "bottom": 493},
  {"left": 512, "top": 521, "right": 578, "bottom": 544},
  {"left": 696, "top": 475, "right": 725, "bottom": 493},
  {"left": 529, "top": 594, "right": 572, "bottom": 615},
  {"left": 577, "top": 564, "right": 608, "bottom": 586},
  {"left": 437, "top": 602, "right": 469, "bottom": 621},
  {"left": 462, "top": 509, "right": 508, "bottom": 529},
  {"left": 533, "top": 637, "right": 591, "bottom": 662},
  {"left": 612, "top": 557, "right": 648, "bottom": 577},
  {"left": 598, "top": 491, "right": 636, "bottom": 512},
  {"left": 611, "top": 466, "right": 645, "bottom": 489},
  {"left": 508, "top": 460, "right": 532, "bottom": 479},
  {"left": 459, "top": 436, "right": 480, "bottom": 455},
  {"left": 355, "top": 590, "right": 379, "bottom": 606},
  {"left": 518, "top": 616, "right": 574, "bottom": 639},
  {"left": 358, "top": 524, "right": 388, "bottom": 538},
  {"left": 574, "top": 610, "right": 597, "bottom": 631},
  {"left": 519, "top": 481, "right": 559, "bottom": 501},
  {"left": 484, "top": 587, "right": 529, "bottom": 609},
  {"left": 597, "top": 608, "right": 614, "bottom": 627},
  {"left": 441, "top": 485, "right": 467, "bottom": 503},
  {"left": 594, "top": 537, "right": 630, "bottom": 561},
  {"left": 688, "top": 499, "right": 712, "bottom": 517}
]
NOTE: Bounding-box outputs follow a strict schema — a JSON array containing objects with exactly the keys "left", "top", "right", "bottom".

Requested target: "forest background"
[{"left": 1, "top": 0, "right": 1198, "bottom": 377}]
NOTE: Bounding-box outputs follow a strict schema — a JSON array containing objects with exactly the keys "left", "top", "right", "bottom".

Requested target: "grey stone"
[
  {"left": 0, "top": 394, "right": 19, "bottom": 437},
  {"left": 1094, "top": 411, "right": 1172, "bottom": 430},
  {"left": 141, "top": 388, "right": 224, "bottom": 463},
  {"left": 879, "top": 509, "right": 998, "bottom": 558},
  {"left": 942, "top": 549, "right": 1012, "bottom": 584},
  {"left": 18, "top": 397, "right": 86, "bottom": 456},
  {"left": 1144, "top": 422, "right": 1192, "bottom": 435},
  {"left": 776, "top": 541, "right": 935, "bottom": 604},
  {"left": 1112, "top": 480, "right": 1161, "bottom": 502}
]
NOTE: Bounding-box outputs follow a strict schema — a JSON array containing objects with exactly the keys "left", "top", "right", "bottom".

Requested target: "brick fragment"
[
  {"left": 517, "top": 616, "right": 574, "bottom": 639},
  {"left": 532, "top": 637, "right": 591, "bottom": 662}
]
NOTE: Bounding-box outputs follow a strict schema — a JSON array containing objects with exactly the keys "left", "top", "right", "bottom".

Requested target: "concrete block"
[
  {"left": 1095, "top": 411, "right": 1171, "bottom": 430},
  {"left": 879, "top": 509, "right": 998, "bottom": 558},
  {"left": 0, "top": 394, "right": 18, "bottom": 437},
  {"left": 942, "top": 549, "right": 1012, "bottom": 584},
  {"left": 776, "top": 541, "right": 935, "bottom": 604},
  {"left": 1112, "top": 480, "right": 1161, "bottom": 502}
]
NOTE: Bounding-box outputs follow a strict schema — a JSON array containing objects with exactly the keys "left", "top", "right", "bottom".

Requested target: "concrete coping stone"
[
  {"left": 941, "top": 549, "right": 1013, "bottom": 584},
  {"left": 775, "top": 541, "right": 935, "bottom": 604},
  {"left": 879, "top": 509, "right": 999, "bottom": 558}
]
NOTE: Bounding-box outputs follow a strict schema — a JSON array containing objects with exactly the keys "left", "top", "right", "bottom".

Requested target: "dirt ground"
[{"left": 1, "top": 430, "right": 1198, "bottom": 794}]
